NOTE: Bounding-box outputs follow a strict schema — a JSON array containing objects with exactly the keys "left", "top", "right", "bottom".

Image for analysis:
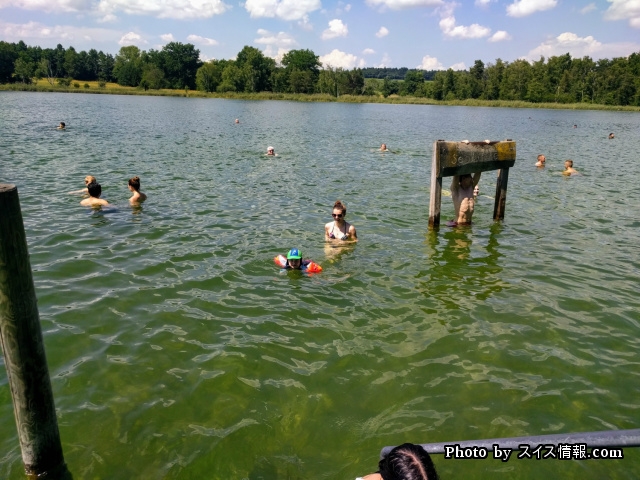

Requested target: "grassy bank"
[{"left": 2, "top": 80, "right": 639, "bottom": 112}]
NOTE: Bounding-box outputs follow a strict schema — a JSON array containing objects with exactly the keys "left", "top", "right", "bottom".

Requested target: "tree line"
[{"left": 1, "top": 40, "right": 639, "bottom": 105}]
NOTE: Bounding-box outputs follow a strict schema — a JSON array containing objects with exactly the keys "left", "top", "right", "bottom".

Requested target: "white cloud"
[
  {"left": 363, "top": 48, "right": 376, "bottom": 54},
  {"left": 449, "top": 61, "right": 466, "bottom": 70},
  {"left": 580, "top": 3, "right": 596, "bottom": 14},
  {"left": 439, "top": 4, "right": 491, "bottom": 39},
  {"left": 526, "top": 31, "right": 640, "bottom": 60},
  {"left": 0, "top": 19, "right": 121, "bottom": 44},
  {"left": 118, "top": 31, "right": 147, "bottom": 46},
  {"left": 376, "top": 26, "right": 389, "bottom": 38},
  {"left": 187, "top": 34, "right": 218, "bottom": 46},
  {"left": 378, "top": 53, "right": 391, "bottom": 67},
  {"left": 417, "top": 54, "right": 444, "bottom": 70},
  {"left": 475, "top": 0, "right": 494, "bottom": 6},
  {"left": 365, "top": 0, "right": 443, "bottom": 10},
  {"left": 254, "top": 29, "right": 297, "bottom": 48},
  {"left": 0, "top": 0, "right": 91, "bottom": 14},
  {"left": 322, "top": 19, "right": 348, "bottom": 40},
  {"left": 97, "top": 0, "right": 231, "bottom": 20},
  {"left": 319, "top": 49, "right": 361, "bottom": 68},
  {"left": 160, "top": 33, "right": 175, "bottom": 42},
  {"left": 244, "top": 0, "right": 321, "bottom": 21},
  {"left": 506, "top": 0, "right": 557, "bottom": 18},
  {"left": 604, "top": 0, "right": 640, "bottom": 28},
  {"left": 488, "top": 30, "right": 511, "bottom": 42}
]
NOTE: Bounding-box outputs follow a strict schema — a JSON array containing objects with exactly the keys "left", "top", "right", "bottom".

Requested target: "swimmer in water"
[
  {"left": 563, "top": 160, "right": 579, "bottom": 176},
  {"left": 357, "top": 443, "right": 439, "bottom": 480},
  {"left": 325, "top": 200, "right": 357, "bottom": 241},
  {"left": 68, "top": 175, "right": 96, "bottom": 195},
  {"left": 275, "top": 249, "right": 322, "bottom": 272},
  {"left": 266, "top": 146, "right": 275, "bottom": 156},
  {"left": 57, "top": 122, "right": 66, "bottom": 130},
  {"left": 449, "top": 172, "right": 481, "bottom": 227},
  {"left": 235, "top": 119, "right": 240, "bottom": 124},
  {"left": 608, "top": 132, "right": 614, "bottom": 139},
  {"left": 380, "top": 143, "right": 389, "bottom": 152},
  {"left": 128, "top": 176, "right": 147, "bottom": 204},
  {"left": 80, "top": 182, "right": 109, "bottom": 207},
  {"left": 535, "top": 154, "right": 546, "bottom": 167}
]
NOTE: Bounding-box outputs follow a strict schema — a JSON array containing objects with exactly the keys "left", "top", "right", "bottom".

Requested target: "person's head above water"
[
  {"left": 58, "top": 122, "right": 66, "bottom": 129},
  {"left": 87, "top": 182, "right": 102, "bottom": 198},
  {"left": 84, "top": 175, "right": 97, "bottom": 185},
  {"left": 332, "top": 200, "right": 347, "bottom": 220},
  {"left": 363, "top": 443, "right": 439, "bottom": 480},
  {"left": 128, "top": 176, "right": 141, "bottom": 192},
  {"left": 564, "top": 159, "right": 574, "bottom": 168},
  {"left": 287, "top": 248, "right": 302, "bottom": 268},
  {"left": 267, "top": 146, "right": 275, "bottom": 155}
]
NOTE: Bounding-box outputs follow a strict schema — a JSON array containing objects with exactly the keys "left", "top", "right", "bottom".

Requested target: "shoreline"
[{"left": 2, "top": 83, "right": 639, "bottom": 112}]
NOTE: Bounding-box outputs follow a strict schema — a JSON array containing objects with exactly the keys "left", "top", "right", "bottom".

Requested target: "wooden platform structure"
[{"left": 428, "top": 139, "right": 517, "bottom": 229}]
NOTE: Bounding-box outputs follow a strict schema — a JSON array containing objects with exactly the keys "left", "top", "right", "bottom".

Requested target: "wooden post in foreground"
[
  {"left": 428, "top": 140, "right": 516, "bottom": 229},
  {"left": 0, "top": 184, "right": 67, "bottom": 478}
]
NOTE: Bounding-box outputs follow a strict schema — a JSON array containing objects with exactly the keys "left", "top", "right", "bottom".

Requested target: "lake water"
[{"left": 1, "top": 92, "right": 639, "bottom": 479}]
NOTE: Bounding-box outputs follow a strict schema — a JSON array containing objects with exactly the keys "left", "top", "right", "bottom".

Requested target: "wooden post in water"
[
  {"left": 0, "top": 184, "right": 67, "bottom": 478},
  {"left": 428, "top": 140, "right": 516, "bottom": 229}
]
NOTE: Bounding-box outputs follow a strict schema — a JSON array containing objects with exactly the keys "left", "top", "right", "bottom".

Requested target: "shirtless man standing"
[
  {"left": 80, "top": 182, "right": 110, "bottom": 207},
  {"left": 450, "top": 172, "right": 481, "bottom": 226}
]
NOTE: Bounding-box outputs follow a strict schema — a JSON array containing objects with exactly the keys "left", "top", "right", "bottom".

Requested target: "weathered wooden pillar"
[
  {"left": 0, "top": 184, "right": 67, "bottom": 478},
  {"left": 428, "top": 140, "right": 443, "bottom": 228},
  {"left": 428, "top": 140, "right": 516, "bottom": 229},
  {"left": 493, "top": 167, "right": 510, "bottom": 221}
]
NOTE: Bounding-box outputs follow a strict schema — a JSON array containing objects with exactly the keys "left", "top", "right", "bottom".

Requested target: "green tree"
[
  {"left": 469, "top": 60, "right": 485, "bottom": 98},
  {"left": 217, "top": 62, "right": 242, "bottom": 92},
  {"left": 484, "top": 59, "right": 505, "bottom": 100},
  {"left": 113, "top": 46, "right": 143, "bottom": 86},
  {"left": 235, "top": 46, "right": 274, "bottom": 92},
  {"left": 281, "top": 49, "right": 321, "bottom": 93},
  {"left": 13, "top": 57, "right": 35, "bottom": 83},
  {"left": 140, "top": 64, "right": 165, "bottom": 89},
  {"left": 381, "top": 77, "right": 399, "bottom": 97},
  {"left": 159, "top": 42, "right": 201, "bottom": 89},
  {"left": 196, "top": 59, "right": 227, "bottom": 93},
  {"left": 0, "top": 41, "right": 19, "bottom": 83},
  {"left": 401, "top": 70, "right": 424, "bottom": 95},
  {"left": 63, "top": 46, "right": 79, "bottom": 79}
]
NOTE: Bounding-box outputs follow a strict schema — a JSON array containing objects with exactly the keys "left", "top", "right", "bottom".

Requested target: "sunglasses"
[{"left": 332, "top": 213, "right": 343, "bottom": 218}]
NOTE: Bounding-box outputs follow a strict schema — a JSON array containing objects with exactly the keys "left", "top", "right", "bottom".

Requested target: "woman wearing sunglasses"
[{"left": 325, "top": 200, "right": 358, "bottom": 242}]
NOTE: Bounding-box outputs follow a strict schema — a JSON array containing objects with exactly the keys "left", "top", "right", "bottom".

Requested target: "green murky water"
[{"left": 1, "top": 92, "right": 639, "bottom": 479}]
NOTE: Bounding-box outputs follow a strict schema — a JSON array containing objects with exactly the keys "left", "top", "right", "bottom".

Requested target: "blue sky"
[{"left": 1, "top": 0, "right": 639, "bottom": 70}]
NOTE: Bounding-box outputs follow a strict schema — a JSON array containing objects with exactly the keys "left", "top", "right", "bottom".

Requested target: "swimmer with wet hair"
[
  {"left": 356, "top": 443, "right": 439, "bottom": 480},
  {"left": 128, "top": 176, "right": 147, "bottom": 204},
  {"left": 80, "top": 182, "right": 109, "bottom": 207},
  {"left": 563, "top": 160, "right": 579, "bottom": 176},
  {"left": 325, "top": 200, "right": 357, "bottom": 241},
  {"left": 535, "top": 154, "right": 546, "bottom": 167},
  {"left": 57, "top": 122, "right": 66, "bottom": 129}
]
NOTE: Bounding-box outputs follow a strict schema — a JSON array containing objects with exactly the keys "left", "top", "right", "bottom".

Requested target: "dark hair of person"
[
  {"left": 459, "top": 174, "right": 472, "bottom": 181},
  {"left": 566, "top": 160, "right": 573, "bottom": 167},
  {"left": 60, "top": 122, "right": 65, "bottom": 127},
  {"left": 378, "top": 443, "right": 439, "bottom": 480},
  {"left": 333, "top": 200, "right": 347, "bottom": 215},
  {"left": 128, "top": 176, "right": 141, "bottom": 192},
  {"left": 87, "top": 182, "right": 102, "bottom": 198}
]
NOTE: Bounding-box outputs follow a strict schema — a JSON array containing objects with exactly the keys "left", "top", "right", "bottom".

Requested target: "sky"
[{"left": 1, "top": 0, "right": 640, "bottom": 71}]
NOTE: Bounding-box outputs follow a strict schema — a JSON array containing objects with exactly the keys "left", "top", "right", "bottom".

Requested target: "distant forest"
[
  {"left": 1, "top": 40, "right": 639, "bottom": 106},
  {"left": 361, "top": 67, "right": 437, "bottom": 81}
]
